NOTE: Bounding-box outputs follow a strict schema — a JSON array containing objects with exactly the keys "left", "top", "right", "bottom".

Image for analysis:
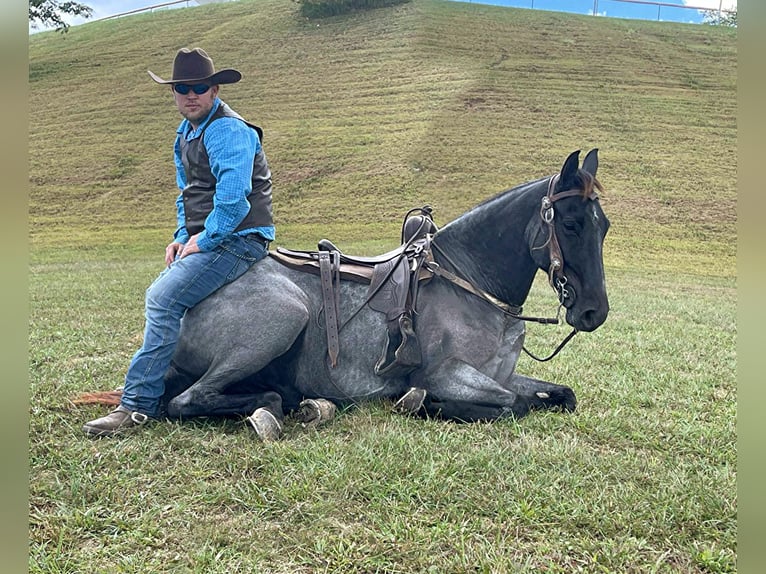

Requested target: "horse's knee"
[{"left": 166, "top": 392, "right": 192, "bottom": 418}]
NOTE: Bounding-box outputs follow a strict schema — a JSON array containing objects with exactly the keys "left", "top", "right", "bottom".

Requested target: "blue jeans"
[{"left": 120, "top": 234, "right": 268, "bottom": 417}]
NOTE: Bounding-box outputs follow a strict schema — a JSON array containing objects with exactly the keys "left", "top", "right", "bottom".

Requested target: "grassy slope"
[
  {"left": 29, "top": 0, "right": 736, "bottom": 273},
  {"left": 29, "top": 1, "right": 736, "bottom": 572}
]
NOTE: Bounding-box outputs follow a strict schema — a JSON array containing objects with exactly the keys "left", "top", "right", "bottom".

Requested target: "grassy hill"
[
  {"left": 29, "top": 0, "right": 736, "bottom": 275},
  {"left": 28, "top": 1, "right": 737, "bottom": 572}
]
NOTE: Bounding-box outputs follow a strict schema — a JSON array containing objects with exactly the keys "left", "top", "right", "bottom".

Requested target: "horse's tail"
[{"left": 71, "top": 389, "right": 123, "bottom": 406}]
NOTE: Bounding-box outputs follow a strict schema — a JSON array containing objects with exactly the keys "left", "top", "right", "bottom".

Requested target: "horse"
[{"left": 83, "top": 149, "right": 609, "bottom": 439}]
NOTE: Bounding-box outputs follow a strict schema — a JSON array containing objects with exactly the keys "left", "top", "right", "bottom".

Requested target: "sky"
[{"left": 29, "top": 0, "right": 737, "bottom": 32}]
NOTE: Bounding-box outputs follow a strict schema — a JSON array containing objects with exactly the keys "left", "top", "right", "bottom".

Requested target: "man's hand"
[
  {"left": 179, "top": 233, "right": 201, "bottom": 259},
  {"left": 165, "top": 241, "right": 184, "bottom": 266},
  {"left": 165, "top": 234, "right": 202, "bottom": 266}
]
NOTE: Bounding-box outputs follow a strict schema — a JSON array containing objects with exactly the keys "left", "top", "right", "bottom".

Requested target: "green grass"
[
  {"left": 28, "top": 265, "right": 737, "bottom": 572},
  {"left": 29, "top": 0, "right": 736, "bottom": 572}
]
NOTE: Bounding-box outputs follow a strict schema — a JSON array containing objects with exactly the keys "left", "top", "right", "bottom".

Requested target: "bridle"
[
  {"left": 540, "top": 174, "right": 600, "bottom": 305},
  {"left": 515, "top": 174, "right": 601, "bottom": 361}
]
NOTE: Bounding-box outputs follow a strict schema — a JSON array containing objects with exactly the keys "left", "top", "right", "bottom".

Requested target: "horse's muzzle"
[{"left": 567, "top": 301, "right": 609, "bottom": 332}]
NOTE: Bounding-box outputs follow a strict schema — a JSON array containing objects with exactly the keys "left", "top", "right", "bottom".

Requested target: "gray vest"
[{"left": 179, "top": 102, "right": 273, "bottom": 236}]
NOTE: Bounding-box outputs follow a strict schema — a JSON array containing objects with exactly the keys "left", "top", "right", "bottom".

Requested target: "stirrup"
[{"left": 374, "top": 314, "right": 422, "bottom": 378}]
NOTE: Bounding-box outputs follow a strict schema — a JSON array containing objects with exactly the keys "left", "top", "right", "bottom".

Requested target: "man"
[{"left": 83, "top": 48, "right": 274, "bottom": 437}]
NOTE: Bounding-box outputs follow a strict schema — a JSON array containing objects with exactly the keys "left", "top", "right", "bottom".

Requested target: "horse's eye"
[{"left": 561, "top": 218, "right": 581, "bottom": 234}]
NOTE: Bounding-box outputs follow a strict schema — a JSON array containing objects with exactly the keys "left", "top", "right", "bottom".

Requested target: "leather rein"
[{"left": 427, "top": 174, "right": 599, "bottom": 362}]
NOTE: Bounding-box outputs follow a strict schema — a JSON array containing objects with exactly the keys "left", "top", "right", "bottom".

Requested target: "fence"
[
  {"left": 94, "top": 0, "right": 735, "bottom": 24},
  {"left": 94, "top": 0, "right": 199, "bottom": 22},
  {"left": 461, "top": 0, "right": 735, "bottom": 22}
]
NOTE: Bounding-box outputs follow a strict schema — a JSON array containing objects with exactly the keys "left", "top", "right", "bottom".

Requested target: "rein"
[
  {"left": 427, "top": 243, "right": 557, "bottom": 325},
  {"left": 428, "top": 240, "right": 575, "bottom": 362}
]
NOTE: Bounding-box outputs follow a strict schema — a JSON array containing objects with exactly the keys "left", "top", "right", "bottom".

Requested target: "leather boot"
[{"left": 83, "top": 405, "right": 150, "bottom": 438}]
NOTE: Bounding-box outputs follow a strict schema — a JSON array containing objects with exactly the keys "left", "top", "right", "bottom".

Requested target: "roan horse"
[{"left": 82, "top": 149, "right": 609, "bottom": 439}]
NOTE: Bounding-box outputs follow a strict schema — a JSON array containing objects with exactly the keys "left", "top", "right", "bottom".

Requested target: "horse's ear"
[
  {"left": 558, "top": 150, "right": 581, "bottom": 187},
  {"left": 582, "top": 148, "right": 599, "bottom": 177}
]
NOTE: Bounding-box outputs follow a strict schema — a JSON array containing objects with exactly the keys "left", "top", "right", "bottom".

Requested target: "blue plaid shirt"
[{"left": 173, "top": 98, "right": 275, "bottom": 252}]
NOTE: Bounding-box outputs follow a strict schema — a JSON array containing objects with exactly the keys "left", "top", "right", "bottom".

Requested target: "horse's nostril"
[{"left": 578, "top": 307, "right": 608, "bottom": 332}]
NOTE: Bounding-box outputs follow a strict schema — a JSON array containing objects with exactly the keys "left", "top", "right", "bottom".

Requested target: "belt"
[{"left": 246, "top": 233, "right": 270, "bottom": 248}]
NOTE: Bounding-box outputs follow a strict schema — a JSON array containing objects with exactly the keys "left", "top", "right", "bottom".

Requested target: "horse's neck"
[{"left": 433, "top": 182, "right": 543, "bottom": 307}]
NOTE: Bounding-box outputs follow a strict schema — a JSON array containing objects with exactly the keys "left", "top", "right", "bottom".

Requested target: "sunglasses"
[{"left": 173, "top": 83, "right": 211, "bottom": 95}]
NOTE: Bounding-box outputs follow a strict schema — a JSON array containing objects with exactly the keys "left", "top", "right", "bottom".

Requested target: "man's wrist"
[{"left": 195, "top": 233, "right": 214, "bottom": 252}]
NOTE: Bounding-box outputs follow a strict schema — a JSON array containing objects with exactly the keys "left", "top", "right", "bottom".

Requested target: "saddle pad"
[{"left": 269, "top": 249, "right": 374, "bottom": 284}]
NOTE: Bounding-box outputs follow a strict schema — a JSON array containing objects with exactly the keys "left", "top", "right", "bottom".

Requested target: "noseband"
[{"left": 540, "top": 174, "right": 599, "bottom": 303}]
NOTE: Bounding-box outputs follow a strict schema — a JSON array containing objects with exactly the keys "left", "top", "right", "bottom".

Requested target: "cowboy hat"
[{"left": 148, "top": 47, "right": 241, "bottom": 85}]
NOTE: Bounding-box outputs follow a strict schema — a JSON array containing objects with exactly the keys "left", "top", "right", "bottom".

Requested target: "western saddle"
[{"left": 270, "top": 207, "right": 437, "bottom": 378}]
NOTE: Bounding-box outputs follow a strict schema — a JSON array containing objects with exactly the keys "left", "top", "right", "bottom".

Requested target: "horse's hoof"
[
  {"left": 393, "top": 387, "right": 426, "bottom": 415},
  {"left": 246, "top": 408, "right": 282, "bottom": 442},
  {"left": 530, "top": 388, "right": 576, "bottom": 413},
  {"left": 296, "top": 398, "right": 337, "bottom": 428}
]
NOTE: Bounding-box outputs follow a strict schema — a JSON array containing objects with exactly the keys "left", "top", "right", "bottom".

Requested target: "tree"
[
  {"left": 29, "top": 0, "right": 93, "bottom": 32},
  {"left": 703, "top": 7, "right": 737, "bottom": 27},
  {"left": 294, "top": 0, "right": 411, "bottom": 19}
]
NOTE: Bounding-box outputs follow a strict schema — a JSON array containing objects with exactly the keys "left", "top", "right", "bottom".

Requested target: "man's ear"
[{"left": 211, "top": 85, "right": 220, "bottom": 97}]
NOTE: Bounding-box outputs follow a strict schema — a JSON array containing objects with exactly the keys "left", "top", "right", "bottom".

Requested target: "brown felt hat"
[{"left": 148, "top": 47, "right": 241, "bottom": 85}]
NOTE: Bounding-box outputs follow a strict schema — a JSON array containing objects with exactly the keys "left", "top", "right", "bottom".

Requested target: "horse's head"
[{"left": 531, "top": 149, "right": 610, "bottom": 332}]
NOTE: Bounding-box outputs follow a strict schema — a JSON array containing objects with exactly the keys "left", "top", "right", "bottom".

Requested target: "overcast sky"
[{"left": 30, "top": 0, "right": 737, "bottom": 32}]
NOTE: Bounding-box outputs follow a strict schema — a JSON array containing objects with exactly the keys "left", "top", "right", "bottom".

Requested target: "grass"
[{"left": 29, "top": 0, "right": 736, "bottom": 572}]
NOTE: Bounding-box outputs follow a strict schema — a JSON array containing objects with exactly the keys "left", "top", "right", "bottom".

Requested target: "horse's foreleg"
[
  {"left": 482, "top": 322, "right": 576, "bottom": 413},
  {"left": 167, "top": 386, "right": 284, "bottom": 419},
  {"left": 419, "top": 358, "right": 532, "bottom": 422},
  {"left": 501, "top": 373, "right": 577, "bottom": 413}
]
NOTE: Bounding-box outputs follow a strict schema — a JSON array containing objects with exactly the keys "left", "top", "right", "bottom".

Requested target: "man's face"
[{"left": 172, "top": 83, "right": 219, "bottom": 126}]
